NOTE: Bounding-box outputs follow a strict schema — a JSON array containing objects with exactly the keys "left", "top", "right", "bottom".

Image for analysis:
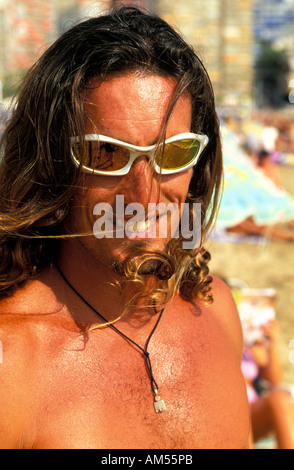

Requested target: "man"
[{"left": 0, "top": 7, "right": 250, "bottom": 448}]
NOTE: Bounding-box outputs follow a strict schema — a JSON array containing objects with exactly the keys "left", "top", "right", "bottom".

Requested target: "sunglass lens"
[
  {"left": 155, "top": 139, "right": 200, "bottom": 170},
  {"left": 72, "top": 141, "right": 130, "bottom": 171}
]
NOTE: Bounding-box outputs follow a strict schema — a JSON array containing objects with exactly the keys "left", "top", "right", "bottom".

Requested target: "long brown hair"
[{"left": 0, "top": 6, "right": 222, "bottom": 304}]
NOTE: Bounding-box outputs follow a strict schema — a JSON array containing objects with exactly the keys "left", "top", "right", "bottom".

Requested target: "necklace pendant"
[{"left": 154, "top": 389, "right": 166, "bottom": 413}]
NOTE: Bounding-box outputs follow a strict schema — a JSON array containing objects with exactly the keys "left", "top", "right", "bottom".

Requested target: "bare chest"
[{"left": 26, "top": 318, "right": 249, "bottom": 449}]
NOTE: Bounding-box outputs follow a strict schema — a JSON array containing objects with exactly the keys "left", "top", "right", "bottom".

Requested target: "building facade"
[
  {"left": 0, "top": 0, "right": 55, "bottom": 98},
  {"left": 253, "top": 0, "right": 294, "bottom": 72},
  {"left": 157, "top": 0, "right": 254, "bottom": 105}
]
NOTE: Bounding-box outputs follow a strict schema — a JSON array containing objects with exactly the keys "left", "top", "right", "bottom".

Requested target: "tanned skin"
[{"left": 0, "top": 74, "right": 250, "bottom": 449}]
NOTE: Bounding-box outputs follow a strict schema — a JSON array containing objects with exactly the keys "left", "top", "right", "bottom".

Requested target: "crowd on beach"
[{"left": 215, "top": 111, "right": 294, "bottom": 243}]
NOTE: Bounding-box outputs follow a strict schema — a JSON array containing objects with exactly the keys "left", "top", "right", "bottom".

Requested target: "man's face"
[{"left": 64, "top": 73, "right": 193, "bottom": 272}]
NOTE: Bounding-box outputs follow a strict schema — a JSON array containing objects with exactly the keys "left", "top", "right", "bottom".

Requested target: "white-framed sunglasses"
[{"left": 70, "top": 132, "right": 209, "bottom": 176}]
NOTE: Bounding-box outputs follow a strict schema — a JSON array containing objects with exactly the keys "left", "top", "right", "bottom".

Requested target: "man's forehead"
[
  {"left": 83, "top": 74, "right": 191, "bottom": 124},
  {"left": 84, "top": 74, "right": 179, "bottom": 107},
  {"left": 82, "top": 73, "right": 192, "bottom": 143}
]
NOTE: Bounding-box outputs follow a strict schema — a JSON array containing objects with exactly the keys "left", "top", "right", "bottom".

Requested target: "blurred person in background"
[{"left": 242, "top": 319, "right": 294, "bottom": 449}]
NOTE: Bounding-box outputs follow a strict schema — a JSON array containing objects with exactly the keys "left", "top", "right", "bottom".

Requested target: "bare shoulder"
[
  {"left": 0, "top": 267, "right": 72, "bottom": 360},
  {"left": 207, "top": 275, "right": 243, "bottom": 359},
  {"left": 0, "top": 298, "right": 36, "bottom": 448},
  {"left": 0, "top": 269, "right": 70, "bottom": 448},
  {"left": 171, "top": 275, "right": 243, "bottom": 359},
  {"left": 170, "top": 276, "right": 250, "bottom": 448},
  {"left": 209, "top": 275, "right": 238, "bottom": 314}
]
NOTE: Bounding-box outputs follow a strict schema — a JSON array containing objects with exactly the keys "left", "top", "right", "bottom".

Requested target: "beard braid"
[
  {"left": 110, "top": 247, "right": 174, "bottom": 318},
  {"left": 111, "top": 257, "right": 163, "bottom": 276},
  {"left": 110, "top": 237, "right": 173, "bottom": 278}
]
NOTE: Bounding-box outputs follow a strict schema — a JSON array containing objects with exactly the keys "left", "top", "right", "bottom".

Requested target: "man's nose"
[{"left": 122, "top": 155, "right": 159, "bottom": 206}]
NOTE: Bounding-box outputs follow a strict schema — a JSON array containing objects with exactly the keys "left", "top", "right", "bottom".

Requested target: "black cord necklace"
[{"left": 55, "top": 264, "right": 167, "bottom": 413}]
